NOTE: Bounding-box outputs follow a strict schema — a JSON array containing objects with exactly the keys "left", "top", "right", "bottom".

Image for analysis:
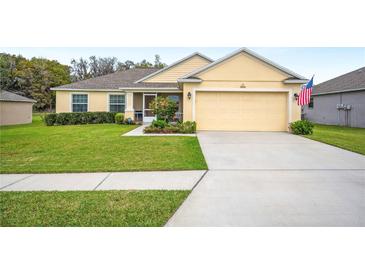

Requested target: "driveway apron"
[{"left": 166, "top": 131, "right": 365, "bottom": 226}]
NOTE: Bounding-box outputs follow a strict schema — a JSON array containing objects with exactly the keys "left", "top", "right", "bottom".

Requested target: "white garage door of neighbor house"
[{"left": 195, "top": 91, "right": 288, "bottom": 131}]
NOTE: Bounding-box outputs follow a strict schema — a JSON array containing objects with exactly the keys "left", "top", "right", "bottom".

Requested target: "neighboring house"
[
  {"left": 52, "top": 48, "right": 308, "bottom": 131},
  {"left": 0, "top": 90, "right": 36, "bottom": 126},
  {"left": 303, "top": 67, "right": 365, "bottom": 128}
]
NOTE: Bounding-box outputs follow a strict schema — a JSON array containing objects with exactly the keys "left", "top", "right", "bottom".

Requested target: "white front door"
[{"left": 143, "top": 94, "right": 157, "bottom": 123}]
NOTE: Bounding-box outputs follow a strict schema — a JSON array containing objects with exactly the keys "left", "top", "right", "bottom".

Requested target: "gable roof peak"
[{"left": 180, "top": 47, "right": 307, "bottom": 81}]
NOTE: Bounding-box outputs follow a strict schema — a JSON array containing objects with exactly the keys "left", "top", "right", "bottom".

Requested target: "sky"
[{"left": 1, "top": 47, "right": 364, "bottom": 84}]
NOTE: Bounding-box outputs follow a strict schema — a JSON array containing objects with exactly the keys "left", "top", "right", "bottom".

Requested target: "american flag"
[{"left": 298, "top": 76, "right": 314, "bottom": 106}]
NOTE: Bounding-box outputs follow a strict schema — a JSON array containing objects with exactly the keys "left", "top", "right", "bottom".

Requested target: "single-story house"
[
  {"left": 303, "top": 67, "right": 365, "bottom": 128},
  {"left": 0, "top": 90, "right": 36, "bottom": 126},
  {"left": 52, "top": 48, "right": 308, "bottom": 131}
]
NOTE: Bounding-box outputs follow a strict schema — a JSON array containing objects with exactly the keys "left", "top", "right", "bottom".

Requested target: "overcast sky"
[{"left": 1, "top": 47, "right": 364, "bottom": 84}]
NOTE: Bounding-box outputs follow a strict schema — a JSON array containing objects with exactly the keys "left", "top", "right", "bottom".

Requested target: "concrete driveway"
[{"left": 167, "top": 132, "right": 365, "bottom": 226}]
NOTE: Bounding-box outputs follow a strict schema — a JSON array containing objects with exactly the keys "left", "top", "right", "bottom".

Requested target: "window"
[
  {"left": 72, "top": 94, "right": 88, "bottom": 112},
  {"left": 309, "top": 96, "right": 314, "bottom": 109},
  {"left": 109, "top": 94, "right": 125, "bottom": 112}
]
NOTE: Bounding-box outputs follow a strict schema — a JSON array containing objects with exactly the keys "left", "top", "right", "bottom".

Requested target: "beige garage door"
[{"left": 195, "top": 92, "right": 288, "bottom": 131}]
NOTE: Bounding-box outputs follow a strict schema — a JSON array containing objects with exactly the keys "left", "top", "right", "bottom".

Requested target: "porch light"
[
  {"left": 294, "top": 93, "right": 299, "bottom": 100},
  {"left": 187, "top": 92, "right": 192, "bottom": 100}
]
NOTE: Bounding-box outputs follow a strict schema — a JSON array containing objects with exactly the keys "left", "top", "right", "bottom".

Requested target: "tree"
[
  {"left": 0, "top": 53, "right": 71, "bottom": 111},
  {"left": 135, "top": 59, "right": 153, "bottom": 68},
  {"left": 154, "top": 54, "right": 166, "bottom": 68},
  {"left": 117, "top": 60, "right": 135, "bottom": 71},
  {"left": 70, "top": 57, "right": 90, "bottom": 81},
  {"left": 149, "top": 96, "right": 178, "bottom": 122}
]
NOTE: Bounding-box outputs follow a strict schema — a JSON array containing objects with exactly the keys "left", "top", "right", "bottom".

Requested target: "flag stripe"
[{"left": 297, "top": 77, "right": 314, "bottom": 106}]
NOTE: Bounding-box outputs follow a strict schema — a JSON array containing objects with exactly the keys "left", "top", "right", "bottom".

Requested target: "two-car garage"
[{"left": 195, "top": 91, "right": 289, "bottom": 131}]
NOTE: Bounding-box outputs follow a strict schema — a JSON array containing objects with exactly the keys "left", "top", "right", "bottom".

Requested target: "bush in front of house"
[
  {"left": 44, "top": 113, "right": 57, "bottom": 126},
  {"left": 144, "top": 121, "right": 196, "bottom": 134},
  {"left": 44, "top": 112, "right": 116, "bottom": 126},
  {"left": 149, "top": 96, "right": 178, "bottom": 122},
  {"left": 151, "top": 119, "right": 168, "bottom": 129},
  {"left": 115, "top": 113, "right": 125, "bottom": 124},
  {"left": 290, "top": 120, "right": 314, "bottom": 135}
]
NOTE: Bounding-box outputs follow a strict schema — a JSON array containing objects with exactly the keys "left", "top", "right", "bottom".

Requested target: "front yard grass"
[
  {"left": 305, "top": 124, "right": 365, "bottom": 155},
  {"left": 0, "top": 115, "right": 207, "bottom": 173},
  {"left": 0, "top": 190, "right": 190, "bottom": 227}
]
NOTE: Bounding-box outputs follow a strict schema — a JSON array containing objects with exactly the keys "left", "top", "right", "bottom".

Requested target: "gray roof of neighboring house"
[
  {"left": 52, "top": 68, "right": 178, "bottom": 90},
  {"left": 0, "top": 90, "right": 36, "bottom": 103},
  {"left": 313, "top": 67, "right": 365, "bottom": 95}
]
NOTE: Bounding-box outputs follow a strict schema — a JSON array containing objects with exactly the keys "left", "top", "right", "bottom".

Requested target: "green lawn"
[
  {"left": 0, "top": 115, "right": 207, "bottom": 173},
  {"left": 305, "top": 124, "right": 365, "bottom": 155},
  {"left": 0, "top": 190, "right": 190, "bottom": 227}
]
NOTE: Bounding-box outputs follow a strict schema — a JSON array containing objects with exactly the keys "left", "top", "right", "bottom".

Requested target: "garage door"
[{"left": 195, "top": 92, "right": 288, "bottom": 131}]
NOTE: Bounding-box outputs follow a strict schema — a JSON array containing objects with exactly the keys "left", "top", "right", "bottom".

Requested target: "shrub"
[
  {"left": 44, "top": 113, "right": 57, "bottom": 126},
  {"left": 115, "top": 113, "right": 124, "bottom": 124},
  {"left": 151, "top": 119, "right": 168, "bottom": 129},
  {"left": 179, "top": 121, "right": 196, "bottom": 134},
  {"left": 144, "top": 121, "right": 196, "bottom": 134},
  {"left": 44, "top": 112, "right": 116, "bottom": 126},
  {"left": 149, "top": 96, "right": 178, "bottom": 122},
  {"left": 290, "top": 120, "right": 314, "bottom": 135}
]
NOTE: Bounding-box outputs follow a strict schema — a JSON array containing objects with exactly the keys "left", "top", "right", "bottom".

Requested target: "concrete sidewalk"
[{"left": 0, "top": 170, "right": 206, "bottom": 191}]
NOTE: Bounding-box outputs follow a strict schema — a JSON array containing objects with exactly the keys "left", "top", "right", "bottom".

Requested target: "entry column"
[{"left": 125, "top": 91, "right": 134, "bottom": 121}]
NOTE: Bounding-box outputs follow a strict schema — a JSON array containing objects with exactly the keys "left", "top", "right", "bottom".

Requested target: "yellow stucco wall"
[
  {"left": 0, "top": 101, "right": 33, "bottom": 125},
  {"left": 182, "top": 52, "right": 303, "bottom": 129},
  {"left": 56, "top": 91, "right": 125, "bottom": 113},
  {"left": 144, "top": 55, "right": 211, "bottom": 83}
]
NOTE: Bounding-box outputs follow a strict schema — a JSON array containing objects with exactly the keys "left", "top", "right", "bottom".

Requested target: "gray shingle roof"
[
  {"left": 52, "top": 68, "right": 178, "bottom": 90},
  {"left": 313, "top": 67, "right": 365, "bottom": 95},
  {"left": 0, "top": 90, "right": 36, "bottom": 103}
]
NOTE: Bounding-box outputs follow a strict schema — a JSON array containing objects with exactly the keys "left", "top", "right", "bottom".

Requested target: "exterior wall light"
[
  {"left": 294, "top": 93, "right": 299, "bottom": 100},
  {"left": 187, "top": 92, "right": 192, "bottom": 100}
]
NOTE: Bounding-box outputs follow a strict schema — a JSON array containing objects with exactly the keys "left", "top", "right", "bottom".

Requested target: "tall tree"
[
  {"left": 70, "top": 57, "right": 90, "bottom": 81},
  {"left": 154, "top": 54, "right": 166, "bottom": 68},
  {"left": 0, "top": 53, "right": 71, "bottom": 111}
]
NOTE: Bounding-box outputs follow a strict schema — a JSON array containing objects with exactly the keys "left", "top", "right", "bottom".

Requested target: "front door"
[{"left": 143, "top": 94, "right": 157, "bottom": 123}]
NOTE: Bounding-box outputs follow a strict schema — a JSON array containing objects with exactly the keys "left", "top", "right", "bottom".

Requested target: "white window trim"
[
  {"left": 191, "top": 87, "right": 293, "bottom": 127},
  {"left": 107, "top": 92, "right": 126, "bottom": 112},
  {"left": 70, "top": 92, "right": 89, "bottom": 112}
]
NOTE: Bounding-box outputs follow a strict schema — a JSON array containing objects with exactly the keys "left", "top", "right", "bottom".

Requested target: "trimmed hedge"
[
  {"left": 290, "top": 120, "right": 314, "bottom": 135},
  {"left": 44, "top": 112, "right": 116, "bottom": 126}
]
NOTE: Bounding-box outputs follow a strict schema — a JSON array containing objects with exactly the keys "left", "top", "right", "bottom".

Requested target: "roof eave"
[
  {"left": 118, "top": 87, "right": 179, "bottom": 91},
  {"left": 0, "top": 99, "right": 36, "bottom": 103},
  {"left": 284, "top": 79, "right": 308, "bottom": 84},
  {"left": 177, "top": 78, "right": 202, "bottom": 83},
  {"left": 50, "top": 88, "right": 122, "bottom": 92},
  {"left": 312, "top": 88, "right": 365, "bottom": 96}
]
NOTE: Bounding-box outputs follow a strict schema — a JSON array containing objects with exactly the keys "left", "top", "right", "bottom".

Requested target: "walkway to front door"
[{"left": 166, "top": 131, "right": 365, "bottom": 226}]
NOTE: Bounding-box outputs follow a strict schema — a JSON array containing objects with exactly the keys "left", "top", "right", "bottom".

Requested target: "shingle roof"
[
  {"left": 52, "top": 68, "right": 178, "bottom": 90},
  {"left": 313, "top": 67, "right": 365, "bottom": 95},
  {"left": 0, "top": 90, "right": 36, "bottom": 103}
]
